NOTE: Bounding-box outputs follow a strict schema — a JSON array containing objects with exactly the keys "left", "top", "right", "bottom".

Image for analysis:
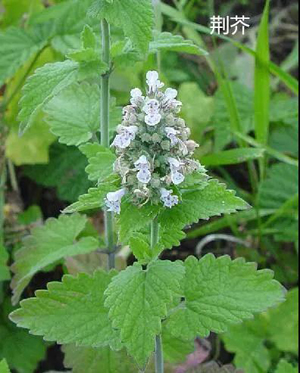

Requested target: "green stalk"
[
  {"left": 150, "top": 217, "right": 164, "bottom": 373},
  {"left": 101, "top": 19, "right": 115, "bottom": 270}
]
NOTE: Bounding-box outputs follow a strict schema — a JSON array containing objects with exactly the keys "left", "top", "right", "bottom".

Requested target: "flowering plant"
[
  {"left": 6, "top": 2, "right": 286, "bottom": 373},
  {"left": 106, "top": 71, "right": 204, "bottom": 213}
]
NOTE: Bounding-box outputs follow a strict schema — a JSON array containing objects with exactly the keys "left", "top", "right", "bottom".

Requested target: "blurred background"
[{"left": 0, "top": 0, "right": 298, "bottom": 372}]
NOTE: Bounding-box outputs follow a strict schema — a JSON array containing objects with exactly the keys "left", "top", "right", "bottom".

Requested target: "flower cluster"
[{"left": 105, "top": 71, "right": 201, "bottom": 214}]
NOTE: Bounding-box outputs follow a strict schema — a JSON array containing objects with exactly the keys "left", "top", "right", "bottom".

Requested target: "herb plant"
[{"left": 0, "top": 0, "right": 298, "bottom": 372}]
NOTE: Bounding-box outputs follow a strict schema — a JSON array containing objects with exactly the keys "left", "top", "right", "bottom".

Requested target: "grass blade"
[
  {"left": 200, "top": 148, "right": 265, "bottom": 167},
  {"left": 254, "top": 0, "right": 271, "bottom": 178}
]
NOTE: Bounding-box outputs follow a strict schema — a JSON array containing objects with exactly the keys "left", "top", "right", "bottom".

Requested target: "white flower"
[
  {"left": 146, "top": 71, "right": 164, "bottom": 93},
  {"left": 111, "top": 126, "right": 138, "bottom": 149},
  {"left": 160, "top": 188, "right": 179, "bottom": 208},
  {"left": 168, "top": 157, "right": 185, "bottom": 185},
  {"left": 171, "top": 171, "right": 185, "bottom": 185},
  {"left": 135, "top": 155, "right": 151, "bottom": 184},
  {"left": 143, "top": 99, "right": 160, "bottom": 114},
  {"left": 145, "top": 113, "right": 161, "bottom": 126},
  {"left": 134, "top": 155, "right": 150, "bottom": 170},
  {"left": 165, "top": 88, "right": 178, "bottom": 101},
  {"left": 137, "top": 169, "right": 151, "bottom": 184},
  {"left": 165, "top": 127, "right": 180, "bottom": 146},
  {"left": 105, "top": 189, "right": 126, "bottom": 214},
  {"left": 130, "top": 88, "right": 144, "bottom": 106},
  {"left": 168, "top": 157, "right": 183, "bottom": 172}
]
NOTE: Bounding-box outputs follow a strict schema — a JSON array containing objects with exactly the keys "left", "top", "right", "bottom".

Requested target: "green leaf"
[
  {"left": 0, "top": 326, "right": 46, "bottom": 373},
  {"left": 222, "top": 288, "right": 298, "bottom": 373},
  {"left": 0, "top": 27, "right": 47, "bottom": 86},
  {"left": 104, "top": 260, "right": 185, "bottom": 366},
  {"left": 201, "top": 148, "right": 265, "bottom": 167},
  {"left": 259, "top": 163, "right": 298, "bottom": 209},
  {"left": 18, "top": 60, "right": 79, "bottom": 134},
  {"left": 0, "top": 246, "right": 10, "bottom": 282},
  {"left": 63, "top": 176, "right": 120, "bottom": 214},
  {"left": 258, "top": 164, "right": 298, "bottom": 243},
  {"left": 81, "top": 25, "right": 97, "bottom": 49},
  {"left": 24, "top": 143, "right": 92, "bottom": 203},
  {"left": 178, "top": 82, "right": 214, "bottom": 141},
  {"left": 50, "top": 0, "right": 96, "bottom": 54},
  {"left": 5, "top": 116, "right": 56, "bottom": 166},
  {"left": 275, "top": 360, "right": 298, "bottom": 373},
  {"left": 63, "top": 345, "right": 135, "bottom": 373},
  {"left": 45, "top": 83, "right": 100, "bottom": 146},
  {"left": 212, "top": 82, "right": 254, "bottom": 151},
  {"left": 88, "top": 0, "right": 154, "bottom": 55},
  {"left": 166, "top": 255, "right": 285, "bottom": 341},
  {"left": 162, "top": 326, "right": 194, "bottom": 364},
  {"left": 0, "top": 298, "right": 47, "bottom": 373},
  {"left": 0, "top": 0, "right": 43, "bottom": 27},
  {"left": 158, "top": 179, "right": 250, "bottom": 247},
  {"left": 10, "top": 270, "right": 121, "bottom": 349},
  {"left": 80, "top": 143, "right": 116, "bottom": 182},
  {"left": 268, "top": 288, "right": 298, "bottom": 354},
  {"left": 150, "top": 32, "right": 207, "bottom": 56},
  {"left": 11, "top": 213, "right": 99, "bottom": 304},
  {"left": 0, "top": 360, "right": 10, "bottom": 373},
  {"left": 222, "top": 317, "right": 271, "bottom": 373}
]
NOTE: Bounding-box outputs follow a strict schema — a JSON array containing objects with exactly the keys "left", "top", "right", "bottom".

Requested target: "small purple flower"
[
  {"left": 105, "top": 189, "right": 126, "bottom": 214},
  {"left": 160, "top": 188, "right": 179, "bottom": 208}
]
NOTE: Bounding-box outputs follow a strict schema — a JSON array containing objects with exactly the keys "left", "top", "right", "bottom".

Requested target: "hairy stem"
[
  {"left": 150, "top": 217, "right": 164, "bottom": 373},
  {"left": 101, "top": 19, "right": 115, "bottom": 270},
  {"left": 155, "top": 335, "right": 164, "bottom": 373},
  {"left": 0, "top": 167, "right": 5, "bottom": 247}
]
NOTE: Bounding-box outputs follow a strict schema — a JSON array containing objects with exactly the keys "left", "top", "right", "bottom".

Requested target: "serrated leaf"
[
  {"left": 45, "top": 83, "right": 100, "bottom": 146},
  {"left": 104, "top": 260, "right": 185, "bottom": 366},
  {"left": 0, "top": 246, "right": 10, "bottom": 282},
  {"left": 222, "top": 318, "right": 271, "bottom": 373},
  {"left": 118, "top": 201, "right": 159, "bottom": 245},
  {"left": 158, "top": 179, "right": 250, "bottom": 248},
  {"left": 275, "top": 360, "right": 298, "bottom": 373},
  {"left": 10, "top": 270, "right": 121, "bottom": 349},
  {"left": 0, "top": 360, "right": 10, "bottom": 373},
  {"left": 89, "top": 0, "right": 154, "bottom": 55},
  {"left": 258, "top": 163, "right": 298, "bottom": 209},
  {"left": 268, "top": 288, "right": 298, "bottom": 353},
  {"left": 18, "top": 60, "right": 79, "bottom": 134},
  {"left": 63, "top": 345, "right": 135, "bottom": 373},
  {"left": 50, "top": 0, "right": 96, "bottom": 54},
  {"left": 63, "top": 177, "right": 120, "bottom": 214},
  {"left": 150, "top": 32, "right": 207, "bottom": 56},
  {"left": 24, "top": 143, "right": 92, "bottom": 202},
  {"left": 80, "top": 143, "right": 116, "bottom": 182},
  {"left": 0, "top": 27, "right": 48, "bottom": 86},
  {"left": 166, "top": 255, "right": 285, "bottom": 341},
  {"left": 81, "top": 25, "right": 97, "bottom": 49},
  {"left": 11, "top": 213, "right": 99, "bottom": 304},
  {"left": 222, "top": 288, "right": 298, "bottom": 373}
]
